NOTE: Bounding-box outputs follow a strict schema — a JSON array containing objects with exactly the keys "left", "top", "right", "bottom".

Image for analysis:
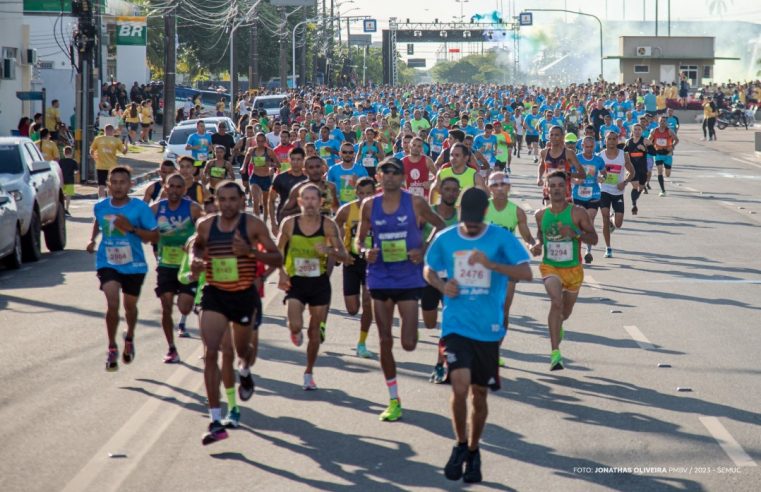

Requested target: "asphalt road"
[{"left": 1, "top": 124, "right": 759, "bottom": 491}]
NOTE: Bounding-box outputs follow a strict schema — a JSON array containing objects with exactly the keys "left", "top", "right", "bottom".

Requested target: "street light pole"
[
  {"left": 293, "top": 19, "right": 318, "bottom": 88},
  {"left": 524, "top": 8, "right": 604, "bottom": 79}
]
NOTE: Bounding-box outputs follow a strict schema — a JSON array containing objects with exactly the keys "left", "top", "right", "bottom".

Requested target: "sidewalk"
[
  {"left": 73, "top": 142, "right": 166, "bottom": 199},
  {"left": 677, "top": 122, "right": 759, "bottom": 161}
]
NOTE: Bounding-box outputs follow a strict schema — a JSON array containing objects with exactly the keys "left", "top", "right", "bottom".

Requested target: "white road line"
[
  {"left": 585, "top": 273, "right": 602, "bottom": 290},
  {"left": 699, "top": 417, "right": 758, "bottom": 468},
  {"left": 731, "top": 156, "right": 761, "bottom": 170},
  {"left": 623, "top": 325, "right": 655, "bottom": 350},
  {"left": 63, "top": 292, "right": 284, "bottom": 492}
]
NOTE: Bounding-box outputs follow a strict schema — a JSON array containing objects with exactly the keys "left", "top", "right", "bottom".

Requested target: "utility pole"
[
  {"left": 279, "top": 7, "right": 288, "bottom": 90},
  {"left": 300, "top": 8, "right": 308, "bottom": 86},
  {"left": 249, "top": 5, "right": 259, "bottom": 91},
  {"left": 72, "top": 0, "right": 96, "bottom": 183},
  {"left": 163, "top": 9, "right": 176, "bottom": 137}
]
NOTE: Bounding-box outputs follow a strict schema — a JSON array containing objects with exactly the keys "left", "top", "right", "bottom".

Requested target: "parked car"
[
  {"left": 160, "top": 118, "right": 239, "bottom": 163},
  {"left": 252, "top": 94, "right": 288, "bottom": 117},
  {"left": 0, "top": 183, "right": 22, "bottom": 269},
  {"left": 0, "top": 137, "right": 67, "bottom": 262}
]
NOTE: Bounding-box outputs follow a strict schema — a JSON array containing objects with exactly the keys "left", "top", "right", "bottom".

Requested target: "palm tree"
[{"left": 706, "top": 0, "right": 734, "bottom": 17}]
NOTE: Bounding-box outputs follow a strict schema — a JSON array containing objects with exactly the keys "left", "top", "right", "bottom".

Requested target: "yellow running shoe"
[{"left": 379, "top": 399, "right": 402, "bottom": 422}]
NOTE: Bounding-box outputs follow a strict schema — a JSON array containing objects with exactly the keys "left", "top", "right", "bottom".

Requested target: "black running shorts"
[
  {"left": 201, "top": 284, "right": 259, "bottom": 326},
  {"left": 97, "top": 268, "right": 146, "bottom": 297},
  {"left": 443, "top": 333, "right": 500, "bottom": 389}
]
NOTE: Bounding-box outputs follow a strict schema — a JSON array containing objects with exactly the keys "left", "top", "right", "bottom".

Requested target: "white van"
[{"left": 252, "top": 94, "right": 288, "bottom": 117}]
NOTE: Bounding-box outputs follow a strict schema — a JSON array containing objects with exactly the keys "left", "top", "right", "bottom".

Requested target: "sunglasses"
[
  {"left": 341, "top": 150, "right": 355, "bottom": 154},
  {"left": 381, "top": 168, "right": 402, "bottom": 175}
]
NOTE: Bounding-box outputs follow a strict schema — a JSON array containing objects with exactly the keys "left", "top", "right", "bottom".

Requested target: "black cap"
[
  {"left": 460, "top": 188, "right": 489, "bottom": 223},
  {"left": 378, "top": 157, "right": 404, "bottom": 173}
]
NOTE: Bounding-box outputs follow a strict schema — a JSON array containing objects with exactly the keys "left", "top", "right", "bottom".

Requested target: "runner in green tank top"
[
  {"left": 531, "top": 171, "right": 597, "bottom": 371},
  {"left": 420, "top": 177, "right": 461, "bottom": 384},
  {"left": 277, "top": 184, "right": 349, "bottom": 390},
  {"left": 430, "top": 142, "right": 487, "bottom": 206},
  {"left": 483, "top": 172, "right": 539, "bottom": 367}
]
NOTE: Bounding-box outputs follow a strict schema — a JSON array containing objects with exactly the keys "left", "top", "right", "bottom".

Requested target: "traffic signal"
[{"left": 407, "top": 44, "right": 414, "bottom": 55}]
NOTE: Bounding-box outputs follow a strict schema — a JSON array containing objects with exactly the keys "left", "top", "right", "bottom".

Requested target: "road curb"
[{"left": 73, "top": 170, "right": 160, "bottom": 200}]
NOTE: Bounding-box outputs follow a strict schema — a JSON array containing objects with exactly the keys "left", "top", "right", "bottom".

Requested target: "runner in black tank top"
[{"left": 190, "top": 181, "right": 282, "bottom": 445}]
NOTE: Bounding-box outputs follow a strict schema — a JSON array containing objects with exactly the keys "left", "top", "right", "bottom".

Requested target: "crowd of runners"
[{"left": 86, "top": 81, "right": 681, "bottom": 483}]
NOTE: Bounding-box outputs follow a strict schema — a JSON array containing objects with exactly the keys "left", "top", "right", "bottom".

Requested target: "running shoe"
[
  {"left": 659, "top": 191, "right": 666, "bottom": 197},
  {"left": 643, "top": 187, "right": 649, "bottom": 194},
  {"left": 238, "top": 372, "right": 255, "bottom": 401},
  {"left": 356, "top": 343, "right": 374, "bottom": 358},
  {"left": 608, "top": 220, "right": 616, "bottom": 233},
  {"left": 533, "top": 156, "right": 538, "bottom": 163},
  {"left": 64, "top": 209, "right": 72, "bottom": 217},
  {"left": 550, "top": 349, "right": 564, "bottom": 371},
  {"left": 498, "top": 357, "right": 508, "bottom": 368},
  {"left": 584, "top": 252, "right": 593, "bottom": 264},
  {"left": 632, "top": 205, "right": 638, "bottom": 215},
  {"left": 163, "top": 347, "right": 180, "bottom": 364},
  {"left": 122, "top": 335, "right": 135, "bottom": 364},
  {"left": 506, "top": 166, "right": 512, "bottom": 174},
  {"left": 379, "top": 399, "right": 402, "bottom": 422},
  {"left": 177, "top": 323, "right": 190, "bottom": 338},
  {"left": 290, "top": 330, "right": 304, "bottom": 347},
  {"left": 430, "top": 364, "right": 447, "bottom": 384},
  {"left": 319, "top": 321, "right": 327, "bottom": 343},
  {"left": 463, "top": 448, "right": 483, "bottom": 483},
  {"left": 105, "top": 347, "right": 119, "bottom": 372},
  {"left": 604, "top": 247, "right": 613, "bottom": 258},
  {"left": 222, "top": 407, "right": 241, "bottom": 429},
  {"left": 646, "top": 183, "right": 652, "bottom": 190},
  {"left": 303, "top": 374, "right": 317, "bottom": 391},
  {"left": 201, "top": 421, "right": 228, "bottom": 446},
  {"left": 444, "top": 443, "right": 469, "bottom": 480}
]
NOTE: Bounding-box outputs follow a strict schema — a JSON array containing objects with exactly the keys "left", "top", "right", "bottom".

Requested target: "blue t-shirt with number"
[
  {"left": 572, "top": 153, "right": 606, "bottom": 202},
  {"left": 425, "top": 224, "right": 530, "bottom": 342},
  {"left": 94, "top": 197, "right": 158, "bottom": 274}
]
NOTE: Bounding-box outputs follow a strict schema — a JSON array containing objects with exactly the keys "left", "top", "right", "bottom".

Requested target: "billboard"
[{"left": 116, "top": 16, "right": 147, "bottom": 46}]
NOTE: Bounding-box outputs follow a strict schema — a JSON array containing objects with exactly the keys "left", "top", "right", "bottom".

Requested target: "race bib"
[
  {"left": 409, "top": 185, "right": 426, "bottom": 197},
  {"left": 454, "top": 251, "right": 491, "bottom": 289},
  {"left": 432, "top": 144, "right": 442, "bottom": 153},
  {"left": 340, "top": 186, "right": 357, "bottom": 203},
  {"left": 253, "top": 156, "right": 266, "bottom": 167},
  {"left": 294, "top": 258, "right": 321, "bottom": 277},
  {"left": 211, "top": 257, "right": 239, "bottom": 282},
  {"left": 577, "top": 186, "right": 593, "bottom": 198},
  {"left": 161, "top": 245, "right": 184, "bottom": 266},
  {"left": 604, "top": 172, "right": 620, "bottom": 185},
  {"left": 381, "top": 239, "right": 408, "bottom": 262},
  {"left": 210, "top": 166, "right": 226, "bottom": 178},
  {"left": 319, "top": 147, "right": 331, "bottom": 156},
  {"left": 106, "top": 245, "right": 133, "bottom": 265},
  {"left": 547, "top": 241, "right": 573, "bottom": 262},
  {"left": 362, "top": 157, "right": 375, "bottom": 168},
  {"left": 655, "top": 138, "right": 667, "bottom": 147},
  {"left": 197, "top": 153, "right": 208, "bottom": 161}
]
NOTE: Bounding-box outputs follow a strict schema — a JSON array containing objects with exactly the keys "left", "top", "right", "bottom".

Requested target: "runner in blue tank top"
[{"left": 356, "top": 157, "right": 445, "bottom": 422}]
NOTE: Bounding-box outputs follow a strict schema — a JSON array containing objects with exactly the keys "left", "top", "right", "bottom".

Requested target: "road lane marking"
[
  {"left": 646, "top": 279, "right": 761, "bottom": 284},
  {"left": 731, "top": 156, "right": 761, "bottom": 170},
  {"left": 63, "top": 291, "right": 284, "bottom": 491},
  {"left": 699, "top": 417, "right": 758, "bottom": 468},
  {"left": 585, "top": 273, "right": 602, "bottom": 290},
  {"left": 623, "top": 325, "right": 655, "bottom": 350}
]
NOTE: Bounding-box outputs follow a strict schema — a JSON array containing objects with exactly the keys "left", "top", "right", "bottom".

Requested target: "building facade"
[{"left": 0, "top": 2, "right": 33, "bottom": 136}]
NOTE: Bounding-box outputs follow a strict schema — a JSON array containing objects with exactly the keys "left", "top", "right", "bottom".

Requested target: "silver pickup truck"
[{"left": 0, "top": 137, "right": 67, "bottom": 261}]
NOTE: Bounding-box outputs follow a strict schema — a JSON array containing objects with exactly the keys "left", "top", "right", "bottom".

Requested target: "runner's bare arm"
[
  {"left": 516, "top": 207, "right": 537, "bottom": 247},
  {"left": 279, "top": 184, "right": 302, "bottom": 220},
  {"left": 142, "top": 182, "right": 156, "bottom": 203},
  {"left": 573, "top": 207, "right": 598, "bottom": 245},
  {"left": 86, "top": 219, "right": 100, "bottom": 253},
  {"left": 334, "top": 201, "right": 351, "bottom": 231},
  {"left": 355, "top": 198, "right": 374, "bottom": 254},
  {"left": 537, "top": 151, "right": 546, "bottom": 185},
  {"left": 566, "top": 150, "right": 587, "bottom": 180},
  {"left": 414, "top": 195, "right": 446, "bottom": 232},
  {"left": 428, "top": 174, "right": 441, "bottom": 205},
  {"left": 474, "top": 172, "right": 488, "bottom": 192},
  {"left": 623, "top": 153, "right": 636, "bottom": 185},
  {"left": 190, "top": 202, "right": 204, "bottom": 222},
  {"left": 328, "top": 182, "right": 339, "bottom": 213},
  {"left": 324, "top": 219, "right": 350, "bottom": 263},
  {"left": 530, "top": 210, "right": 545, "bottom": 256},
  {"left": 246, "top": 215, "right": 283, "bottom": 267}
]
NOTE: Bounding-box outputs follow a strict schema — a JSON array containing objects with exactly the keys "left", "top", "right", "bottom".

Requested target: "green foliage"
[{"left": 431, "top": 52, "right": 510, "bottom": 84}]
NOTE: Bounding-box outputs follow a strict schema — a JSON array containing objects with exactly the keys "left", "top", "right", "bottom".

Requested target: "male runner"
[
  {"left": 278, "top": 185, "right": 349, "bottom": 390},
  {"left": 424, "top": 187, "right": 532, "bottom": 484},
  {"left": 537, "top": 126, "right": 586, "bottom": 205},
  {"left": 599, "top": 131, "right": 635, "bottom": 258},
  {"left": 402, "top": 137, "right": 436, "bottom": 198},
  {"left": 649, "top": 116, "right": 679, "bottom": 196},
  {"left": 572, "top": 137, "right": 607, "bottom": 264},
  {"left": 90, "top": 124, "right": 128, "bottom": 198},
  {"left": 327, "top": 141, "right": 369, "bottom": 206},
  {"left": 190, "top": 181, "right": 282, "bottom": 444},
  {"left": 151, "top": 174, "right": 203, "bottom": 357},
  {"left": 143, "top": 160, "right": 177, "bottom": 204},
  {"left": 335, "top": 178, "right": 377, "bottom": 358},
  {"left": 430, "top": 143, "right": 487, "bottom": 205},
  {"left": 269, "top": 147, "right": 308, "bottom": 235},
  {"left": 87, "top": 166, "right": 159, "bottom": 371},
  {"left": 356, "top": 157, "right": 445, "bottom": 421},
  {"left": 623, "top": 124, "right": 655, "bottom": 215},
  {"left": 421, "top": 177, "right": 460, "bottom": 384},
  {"left": 279, "top": 156, "right": 339, "bottom": 220},
  {"left": 531, "top": 171, "right": 598, "bottom": 370}
]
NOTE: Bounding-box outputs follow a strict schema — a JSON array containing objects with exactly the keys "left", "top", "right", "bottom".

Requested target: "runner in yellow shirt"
[
  {"left": 90, "top": 124, "right": 128, "bottom": 198},
  {"left": 140, "top": 100, "right": 154, "bottom": 143}
]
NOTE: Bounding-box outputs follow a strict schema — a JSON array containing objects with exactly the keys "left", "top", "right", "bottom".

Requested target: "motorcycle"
[{"left": 716, "top": 103, "right": 751, "bottom": 130}]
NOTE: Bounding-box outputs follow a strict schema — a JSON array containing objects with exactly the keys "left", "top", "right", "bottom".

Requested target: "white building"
[
  {"left": 0, "top": 2, "right": 33, "bottom": 135},
  {"left": 23, "top": 0, "right": 147, "bottom": 130}
]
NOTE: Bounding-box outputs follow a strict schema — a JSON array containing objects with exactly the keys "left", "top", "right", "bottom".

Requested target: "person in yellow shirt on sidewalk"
[
  {"left": 45, "top": 99, "right": 62, "bottom": 140},
  {"left": 140, "top": 100, "right": 154, "bottom": 143},
  {"left": 37, "top": 128, "right": 61, "bottom": 162},
  {"left": 90, "top": 124, "right": 128, "bottom": 198}
]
